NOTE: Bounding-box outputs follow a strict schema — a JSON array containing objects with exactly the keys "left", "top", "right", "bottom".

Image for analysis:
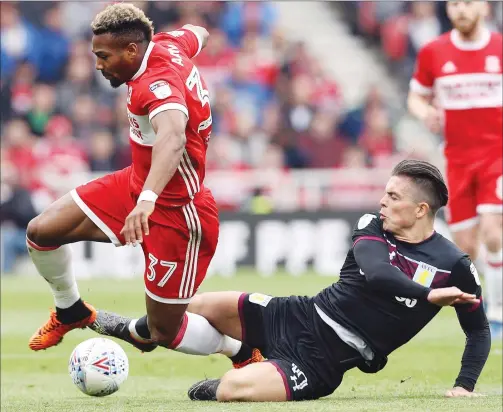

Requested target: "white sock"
[
  {"left": 170, "top": 312, "right": 242, "bottom": 356},
  {"left": 27, "top": 241, "right": 80, "bottom": 309},
  {"left": 485, "top": 249, "right": 503, "bottom": 322}
]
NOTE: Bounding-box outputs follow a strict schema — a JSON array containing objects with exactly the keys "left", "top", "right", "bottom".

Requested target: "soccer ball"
[{"left": 68, "top": 337, "right": 129, "bottom": 396}]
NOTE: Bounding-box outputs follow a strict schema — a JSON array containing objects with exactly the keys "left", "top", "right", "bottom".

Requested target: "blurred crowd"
[
  {"left": 0, "top": 1, "right": 403, "bottom": 272},
  {"left": 1, "top": 2, "right": 400, "bottom": 194},
  {"left": 338, "top": 1, "right": 503, "bottom": 87}
]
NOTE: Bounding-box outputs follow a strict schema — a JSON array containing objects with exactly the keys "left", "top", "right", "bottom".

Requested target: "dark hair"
[
  {"left": 91, "top": 4, "right": 154, "bottom": 45},
  {"left": 392, "top": 159, "right": 449, "bottom": 215}
]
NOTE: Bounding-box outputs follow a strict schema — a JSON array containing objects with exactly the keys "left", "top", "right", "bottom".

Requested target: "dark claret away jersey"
[{"left": 314, "top": 213, "right": 481, "bottom": 356}]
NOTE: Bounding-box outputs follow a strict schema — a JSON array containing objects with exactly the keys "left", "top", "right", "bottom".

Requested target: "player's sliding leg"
[
  {"left": 90, "top": 308, "right": 263, "bottom": 367},
  {"left": 132, "top": 294, "right": 245, "bottom": 359},
  {"left": 26, "top": 192, "right": 111, "bottom": 350},
  {"left": 480, "top": 212, "right": 503, "bottom": 337},
  {"left": 188, "top": 362, "right": 288, "bottom": 402},
  {"left": 90, "top": 289, "right": 264, "bottom": 366}
]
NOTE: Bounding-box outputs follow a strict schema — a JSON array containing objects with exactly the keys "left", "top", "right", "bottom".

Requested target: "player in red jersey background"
[
  {"left": 24, "top": 3, "right": 261, "bottom": 366},
  {"left": 407, "top": 1, "right": 502, "bottom": 336}
]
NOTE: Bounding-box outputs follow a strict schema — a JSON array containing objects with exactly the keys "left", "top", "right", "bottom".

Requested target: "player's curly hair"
[
  {"left": 392, "top": 159, "right": 449, "bottom": 216},
  {"left": 91, "top": 3, "right": 154, "bottom": 45}
]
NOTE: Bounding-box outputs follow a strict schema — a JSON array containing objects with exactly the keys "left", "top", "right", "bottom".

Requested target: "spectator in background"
[
  {"left": 219, "top": 2, "right": 278, "bottom": 47},
  {"left": 283, "top": 74, "right": 316, "bottom": 135},
  {"left": 37, "top": 4, "right": 70, "bottom": 83},
  {"left": 34, "top": 115, "right": 88, "bottom": 204},
  {"left": 71, "top": 94, "right": 100, "bottom": 140},
  {"left": 260, "top": 100, "right": 283, "bottom": 143},
  {"left": 88, "top": 130, "right": 118, "bottom": 172},
  {"left": 59, "top": 2, "right": 108, "bottom": 40},
  {"left": 3, "top": 62, "right": 37, "bottom": 122},
  {"left": 2, "top": 118, "right": 38, "bottom": 190},
  {"left": 175, "top": 2, "right": 223, "bottom": 30},
  {"left": 25, "top": 84, "right": 57, "bottom": 136},
  {"left": 208, "top": 84, "right": 236, "bottom": 135},
  {"left": 227, "top": 110, "right": 270, "bottom": 168},
  {"left": 57, "top": 55, "right": 98, "bottom": 117},
  {"left": 240, "top": 30, "right": 280, "bottom": 95},
  {"left": 224, "top": 52, "right": 270, "bottom": 123},
  {"left": 275, "top": 75, "right": 316, "bottom": 168},
  {"left": 0, "top": 155, "right": 37, "bottom": 274},
  {"left": 0, "top": 3, "right": 42, "bottom": 81},
  {"left": 308, "top": 59, "right": 342, "bottom": 114},
  {"left": 404, "top": 1, "right": 442, "bottom": 81},
  {"left": 281, "top": 41, "right": 312, "bottom": 79},
  {"left": 146, "top": 2, "right": 181, "bottom": 31},
  {"left": 357, "top": 106, "right": 395, "bottom": 167},
  {"left": 338, "top": 85, "right": 388, "bottom": 143},
  {"left": 298, "top": 111, "right": 347, "bottom": 168}
]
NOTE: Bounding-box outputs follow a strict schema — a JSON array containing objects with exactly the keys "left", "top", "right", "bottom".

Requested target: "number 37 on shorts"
[{"left": 142, "top": 193, "right": 219, "bottom": 304}]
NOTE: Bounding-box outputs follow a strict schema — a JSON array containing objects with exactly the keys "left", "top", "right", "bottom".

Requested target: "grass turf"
[{"left": 1, "top": 272, "right": 502, "bottom": 412}]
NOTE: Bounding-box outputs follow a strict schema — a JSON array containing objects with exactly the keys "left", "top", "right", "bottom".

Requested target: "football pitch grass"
[{"left": 1, "top": 272, "right": 502, "bottom": 412}]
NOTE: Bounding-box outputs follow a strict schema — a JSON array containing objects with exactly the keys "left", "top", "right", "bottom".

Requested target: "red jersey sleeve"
[
  {"left": 153, "top": 26, "right": 203, "bottom": 59},
  {"left": 136, "top": 71, "right": 189, "bottom": 122},
  {"left": 410, "top": 44, "right": 435, "bottom": 95}
]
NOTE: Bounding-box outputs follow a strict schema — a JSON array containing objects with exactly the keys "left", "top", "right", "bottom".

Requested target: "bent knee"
[
  {"left": 217, "top": 370, "right": 254, "bottom": 402},
  {"left": 187, "top": 293, "right": 216, "bottom": 323},
  {"left": 187, "top": 294, "right": 205, "bottom": 316},
  {"left": 26, "top": 216, "right": 49, "bottom": 247}
]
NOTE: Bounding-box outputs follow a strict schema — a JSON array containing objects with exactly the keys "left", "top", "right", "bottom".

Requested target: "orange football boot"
[
  {"left": 232, "top": 348, "right": 265, "bottom": 369},
  {"left": 29, "top": 302, "right": 97, "bottom": 351}
]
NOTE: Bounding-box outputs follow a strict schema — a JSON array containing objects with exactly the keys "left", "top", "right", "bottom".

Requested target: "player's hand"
[
  {"left": 427, "top": 287, "right": 479, "bottom": 307},
  {"left": 445, "top": 386, "right": 484, "bottom": 398},
  {"left": 121, "top": 201, "right": 155, "bottom": 246},
  {"left": 423, "top": 105, "right": 443, "bottom": 135}
]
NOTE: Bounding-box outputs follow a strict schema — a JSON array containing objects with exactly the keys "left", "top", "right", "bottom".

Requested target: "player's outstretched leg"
[
  {"left": 88, "top": 308, "right": 264, "bottom": 367},
  {"left": 27, "top": 192, "right": 111, "bottom": 350},
  {"left": 95, "top": 291, "right": 264, "bottom": 365},
  {"left": 188, "top": 362, "right": 288, "bottom": 402}
]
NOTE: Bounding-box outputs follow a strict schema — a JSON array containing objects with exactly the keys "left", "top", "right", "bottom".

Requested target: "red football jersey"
[
  {"left": 126, "top": 27, "right": 212, "bottom": 207},
  {"left": 410, "top": 28, "right": 502, "bottom": 163}
]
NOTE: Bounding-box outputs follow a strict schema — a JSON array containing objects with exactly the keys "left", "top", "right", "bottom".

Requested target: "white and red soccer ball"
[{"left": 69, "top": 337, "right": 129, "bottom": 396}]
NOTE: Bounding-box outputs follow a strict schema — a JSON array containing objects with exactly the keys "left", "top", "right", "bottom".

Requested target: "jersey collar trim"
[
  {"left": 450, "top": 28, "right": 491, "bottom": 51},
  {"left": 131, "top": 41, "right": 155, "bottom": 81}
]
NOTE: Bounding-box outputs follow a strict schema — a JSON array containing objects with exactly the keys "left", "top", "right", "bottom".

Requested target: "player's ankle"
[{"left": 56, "top": 299, "right": 92, "bottom": 324}]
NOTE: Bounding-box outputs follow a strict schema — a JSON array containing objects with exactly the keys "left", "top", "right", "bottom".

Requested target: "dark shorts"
[{"left": 238, "top": 293, "right": 364, "bottom": 401}]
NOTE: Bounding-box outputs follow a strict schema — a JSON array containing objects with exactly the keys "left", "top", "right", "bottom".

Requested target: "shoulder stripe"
[{"left": 353, "top": 236, "right": 386, "bottom": 248}]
